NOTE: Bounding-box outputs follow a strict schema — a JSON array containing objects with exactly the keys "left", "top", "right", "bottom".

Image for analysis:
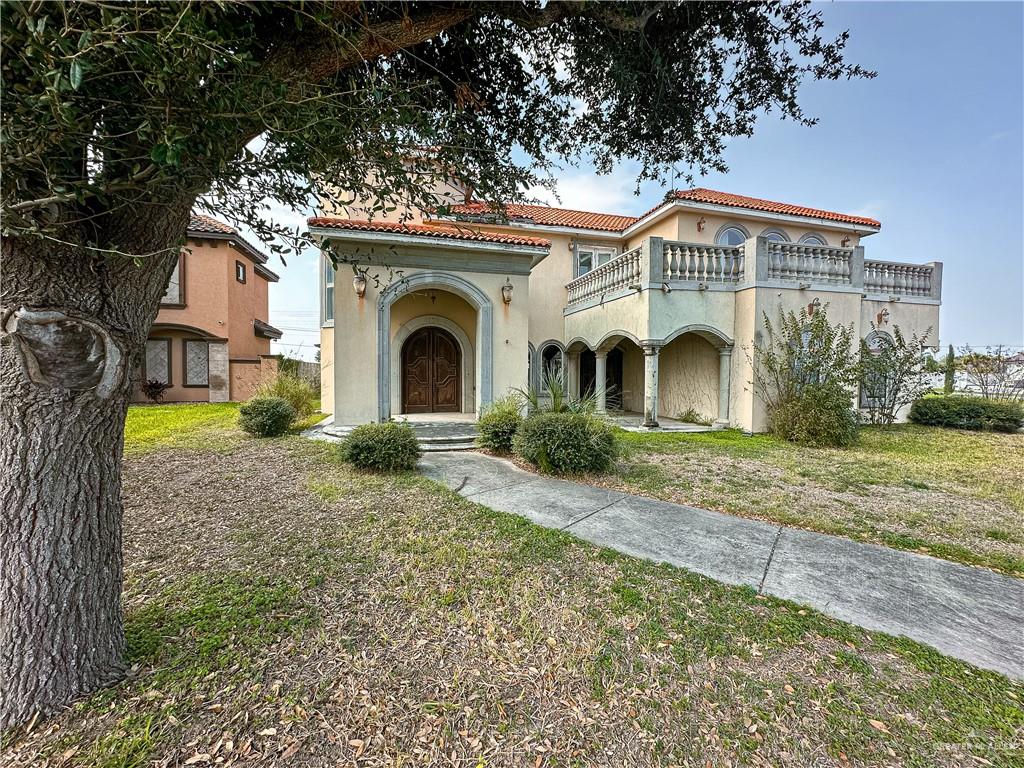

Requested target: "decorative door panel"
[{"left": 401, "top": 327, "right": 461, "bottom": 414}]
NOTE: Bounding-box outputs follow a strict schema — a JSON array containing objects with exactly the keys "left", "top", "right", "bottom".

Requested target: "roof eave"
[
  {"left": 623, "top": 199, "right": 880, "bottom": 237},
  {"left": 308, "top": 225, "right": 551, "bottom": 258}
]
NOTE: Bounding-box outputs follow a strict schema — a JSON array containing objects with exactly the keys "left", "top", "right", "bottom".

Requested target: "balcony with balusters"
[{"left": 564, "top": 235, "right": 942, "bottom": 313}]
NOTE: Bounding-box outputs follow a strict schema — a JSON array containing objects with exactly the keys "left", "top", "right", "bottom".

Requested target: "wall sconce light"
[
  {"left": 696, "top": 216, "right": 706, "bottom": 233},
  {"left": 807, "top": 297, "right": 821, "bottom": 316},
  {"left": 501, "top": 277, "right": 513, "bottom": 305},
  {"left": 875, "top": 307, "right": 890, "bottom": 326},
  {"left": 841, "top": 236, "right": 851, "bottom": 247},
  {"left": 352, "top": 271, "right": 367, "bottom": 298}
]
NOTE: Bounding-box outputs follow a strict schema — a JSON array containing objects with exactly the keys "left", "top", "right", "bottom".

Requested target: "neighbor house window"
[
  {"left": 575, "top": 245, "right": 617, "bottom": 278},
  {"left": 539, "top": 342, "right": 564, "bottom": 390},
  {"left": 144, "top": 339, "right": 171, "bottom": 385},
  {"left": 161, "top": 254, "right": 183, "bottom": 305},
  {"left": 183, "top": 339, "right": 209, "bottom": 386},
  {"left": 235, "top": 260, "right": 246, "bottom": 283},
  {"left": 761, "top": 228, "right": 790, "bottom": 242},
  {"left": 799, "top": 233, "right": 828, "bottom": 246},
  {"left": 715, "top": 226, "right": 748, "bottom": 246},
  {"left": 323, "top": 257, "right": 335, "bottom": 323}
]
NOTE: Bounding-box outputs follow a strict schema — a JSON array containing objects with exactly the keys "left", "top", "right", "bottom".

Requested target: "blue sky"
[{"left": 264, "top": 1, "right": 1023, "bottom": 359}]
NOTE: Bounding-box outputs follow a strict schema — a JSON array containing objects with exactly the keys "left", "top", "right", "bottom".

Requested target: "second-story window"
[
  {"left": 715, "top": 226, "right": 748, "bottom": 246},
  {"left": 575, "top": 245, "right": 617, "bottom": 278},
  {"left": 799, "top": 233, "right": 828, "bottom": 246},
  {"left": 323, "top": 257, "right": 335, "bottom": 323},
  {"left": 235, "top": 260, "right": 247, "bottom": 283},
  {"left": 161, "top": 254, "right": 183, "bottom": 305}
]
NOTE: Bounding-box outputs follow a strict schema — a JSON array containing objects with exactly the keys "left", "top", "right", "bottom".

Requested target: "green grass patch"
[{"left": 124, "top": 403, "right": 243, "bottom": 455}]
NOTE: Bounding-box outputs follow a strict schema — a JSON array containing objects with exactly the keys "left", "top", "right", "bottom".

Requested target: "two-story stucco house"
[
  {"left": 312, "top": 185, "right": 941, "bottom": 433},
  {"left": 135, "top": 214, "right": 283, "bottom": 403}
]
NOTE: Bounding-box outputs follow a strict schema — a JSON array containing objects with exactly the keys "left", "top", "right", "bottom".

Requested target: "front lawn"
[
  {"left": 4, "top": 405, "right": 1022, "bottom": 767},
  {"left": 605, "top": 425, "right": 1024, "bottom": 576}
]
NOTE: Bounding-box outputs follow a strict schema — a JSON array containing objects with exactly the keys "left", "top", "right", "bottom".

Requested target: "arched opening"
[
  {"left": 378, "top": 271, "right": 493, "bottom": 421},
  {"left": 579, "top": 347, "right": 625, "bottom": 408},
  {"left": 401, "top": 326, "right": 461, "bottom": 413},
  {"left": 657, "top": 332, "right": 721, "bottom": 422}
]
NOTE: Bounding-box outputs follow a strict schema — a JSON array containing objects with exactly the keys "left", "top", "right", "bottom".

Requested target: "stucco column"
[
  {"left": 642, "top": 344, "right": 660, "bottom": 428},
  {"left": 717, "top": 345, "right": 733, "bottom": 426},
  {"left": 566, "top": 351, "right": 581, "bottom": 400},
  {"left": 594, "top": 352, "right": 608, "bottom": 414},
  {"left": 208, "top": 342, "right": 229, "bottom": 403}
]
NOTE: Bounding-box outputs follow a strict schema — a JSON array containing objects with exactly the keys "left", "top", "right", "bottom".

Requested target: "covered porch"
[{"left": 563, "top": 325, "right": 734, "bottom": 430}]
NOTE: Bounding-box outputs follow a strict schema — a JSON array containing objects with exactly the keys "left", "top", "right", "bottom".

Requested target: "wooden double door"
[{"left": 401, "top": 327, "right": 461, "bottom": 413}]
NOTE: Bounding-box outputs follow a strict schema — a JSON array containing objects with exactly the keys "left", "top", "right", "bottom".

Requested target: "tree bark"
[{"left": 0, "top": 209, "right": 188, "bottom": 728}]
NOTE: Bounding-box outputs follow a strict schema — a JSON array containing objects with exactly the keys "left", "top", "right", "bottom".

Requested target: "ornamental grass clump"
[
  {"left": 238, "top": 396, "right": 295, "bottom": 438},
  {"left": 476, "top": 396, "right": 522, "bottom": 453},
  {"left": 340, "top": 422, "right": 421, "bottom": 471},
  {"left": 254, "top": 373, "right": 316, "bottom": 421},
  {"left": 513, "top": 412, "right": 618, "bottom": 474}
]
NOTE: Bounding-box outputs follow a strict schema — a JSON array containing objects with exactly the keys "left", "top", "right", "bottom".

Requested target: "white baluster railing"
[
  {"left": 766, "top": 241, "right": 853, "bottom": 284},
  {"left": 565, "top": 246, "right": 642, "bottom": 305},
  {"left": 864, "top": 260, "right": 934, "bottom": 297},
  {"left": 662, "top": 241, "right": 744, "bottom": 283}
]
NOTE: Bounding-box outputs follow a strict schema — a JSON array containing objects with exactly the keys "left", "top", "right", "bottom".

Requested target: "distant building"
[{"left": 135, "top": 214, "right": 282, "bottom": 402}]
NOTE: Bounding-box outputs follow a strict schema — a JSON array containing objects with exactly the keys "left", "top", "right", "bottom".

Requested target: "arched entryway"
[{"left": 401, "top": 326, "right": 461, "bottom": 413}]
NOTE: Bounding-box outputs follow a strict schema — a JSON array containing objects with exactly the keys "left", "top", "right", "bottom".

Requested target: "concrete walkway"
[{"left": 420, "top": 451, "right": 1024, "bottom": 680}]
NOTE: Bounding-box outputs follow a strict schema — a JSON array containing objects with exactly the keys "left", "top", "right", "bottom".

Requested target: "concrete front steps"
[{"left": 316, "top": 420, "right": 478, "bottom": 452}]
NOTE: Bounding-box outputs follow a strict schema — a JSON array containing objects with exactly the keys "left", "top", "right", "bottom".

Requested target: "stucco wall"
[
  {"left": 225, "top": 242, "right": 273, "bottom": 360},
  {"left": 320, "top": 326, "right": 334, "bottom": 415},
  {"left": 229, "top": 356, "right": 278, "bottom": 402},
  {"left": 330, "top": 264, "right": 531, "bottom": 423}
]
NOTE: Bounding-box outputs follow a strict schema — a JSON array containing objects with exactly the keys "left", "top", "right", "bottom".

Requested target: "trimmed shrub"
[
  {"left": 768, "top": 381, "right": 858, "bottom": 448},
  {"left": 340, "top": 422, "right": 421, "bottom": 471},
  {"left": 239, "top": 396, "right": 295, "bottom": 437},
  {"left": 909, "top": 395, "right": 1023, "bottom": 433},
  {"left": 513, "top": 412, "right": 617, "bottom": 474},
  {"left": 254, "top": 373, "right": 315, "bottom": 421},
  {"left": 476, "top": 396, "right": 522, "bottom": 452}
]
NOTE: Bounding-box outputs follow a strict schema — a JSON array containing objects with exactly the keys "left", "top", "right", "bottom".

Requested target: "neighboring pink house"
[{"left": 134, "top": 214, "right": 282, "bottom": 403}]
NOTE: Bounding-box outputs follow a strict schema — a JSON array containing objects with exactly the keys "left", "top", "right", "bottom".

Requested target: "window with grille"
[
  {"left": 184, "top": 339, "right": 209, "bottom": 386},
  {"left": 145, "top": 339, "right": 171, "bottom": 384}
]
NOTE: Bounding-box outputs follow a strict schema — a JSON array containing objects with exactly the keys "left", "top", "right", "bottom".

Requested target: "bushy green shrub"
[
  {"left": 238, "top": 396, "right": 295, "bottom": 437},
  {"left": 513, "top": 412, "right": 617, "bottom": 473},
  {"left": 909, "top": 395, "right": 1023, "bottom": 433},
  {"left": 340, "top": 422, "right": 421, "bottom": 471},
  {"left": 254, "top": 373, "right": 316, "bottom": 421},
  {"left": 768, "top": 381, "right": 858, "bottom": 447},
  {"left": 477, "top": 396, "right": 522, "bottom": 452}
]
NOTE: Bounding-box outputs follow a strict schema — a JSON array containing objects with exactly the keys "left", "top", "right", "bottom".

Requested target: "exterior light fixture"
[
  {"left": 841, "top": 236, "right": 851, "bottom": 247},
  {"left": 807, "top": 297, "right": 821, "bottom": 316},
  {"left": 352, "top": 271, "right": 367, "bottom": 298},
  {"left": 501, "top": 277, "right": 513, "bottom": 305}
]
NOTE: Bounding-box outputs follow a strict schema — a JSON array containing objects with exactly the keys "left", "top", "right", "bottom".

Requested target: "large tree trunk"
[{"left": 0, "top": 209, "right": 189, "bottom": 728}]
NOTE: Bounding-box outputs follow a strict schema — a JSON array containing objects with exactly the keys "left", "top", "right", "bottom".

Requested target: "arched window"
[
  {"left": 539, "top": 342, "right": 564, "bottom": 391},
  {"left": 799, "top": 233, "right": 828, "bottom": 246},
  {"left": 527, "top": 342, "right": 536, "bottom": 390},
  {"left": 761, "top": 228, "right": 790, "bottom": 242},
  {"left": 715, "top": 225, "right": 748, "bottom": 247}
]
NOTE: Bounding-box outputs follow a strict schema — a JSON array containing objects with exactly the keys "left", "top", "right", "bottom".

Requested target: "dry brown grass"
[{"left": 3, "top": 413, "right": 1022, "bottom": 768}]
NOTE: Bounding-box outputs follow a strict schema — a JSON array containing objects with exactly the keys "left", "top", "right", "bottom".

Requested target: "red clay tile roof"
[
  {"left": 307, "top": 217, "right": 550, "bottom": 248},
  {"left": 448, "top": 202, "right": 638, "bottom": 233},
  {"left": 448, "top": 189, "right": 879, "bottom": 233},
  {"left": 668, "top": 188, "right": 881, "bottom": 228},
  {"left": 187, "top": 213, "right": 272, "bottom": 264},
  {"left": 188, "top": 213, "right": 236, "bottom": 236}
]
